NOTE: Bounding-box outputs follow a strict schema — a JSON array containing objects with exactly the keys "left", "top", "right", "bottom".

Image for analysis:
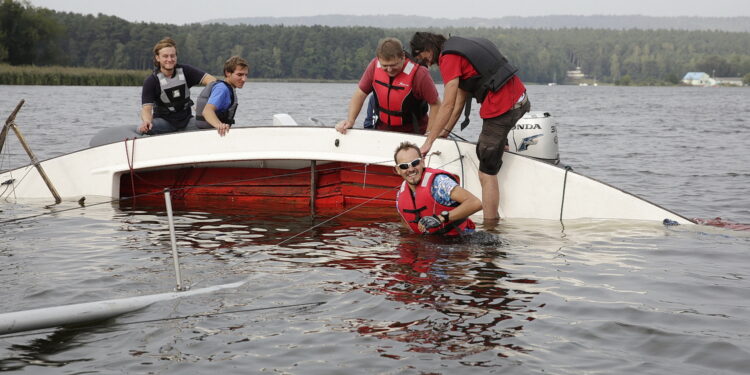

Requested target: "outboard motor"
[{"left": 507, "top": 111, "right": 559, "bottom": 164}]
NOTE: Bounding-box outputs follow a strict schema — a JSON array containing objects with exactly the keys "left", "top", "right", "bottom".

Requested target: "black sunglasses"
[{"left": 397, "top": 158, "right": 422, "bottom": 170}]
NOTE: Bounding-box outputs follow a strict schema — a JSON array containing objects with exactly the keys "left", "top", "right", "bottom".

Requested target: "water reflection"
[
  {"left": 114, "top": 201, "right": 540, "bottom": 359},
  {"left": 334, "top": 236, "right": 538, "bottom": 359},
  {"left": 0, "top": 326, "right": 101, "bottom": 371}
]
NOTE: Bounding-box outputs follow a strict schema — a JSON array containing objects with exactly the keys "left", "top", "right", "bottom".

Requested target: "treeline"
[
  {"left": 215, "top": 15, "right": 750, "bottom": 33},
  {"left": 2, "top": 1, "right": 750, "bottom": 85}
]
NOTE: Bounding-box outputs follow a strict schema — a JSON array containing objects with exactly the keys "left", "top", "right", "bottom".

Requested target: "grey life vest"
[
  {"left": 154, "top": 67, "right": 193, "bottom": 116},
  {"left": 441, "top": 36, "right": 518, "bottom": 103},
  {"left": 194, "top": 80, "right": 237, "bottom": 126}
]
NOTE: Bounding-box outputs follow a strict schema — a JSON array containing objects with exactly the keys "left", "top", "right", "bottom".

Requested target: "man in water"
[
  {"left": 193, "top": 56, "right": 250, "bottom": 136},
  {"left": 336, "top": 37, "right": 440, "bottom": 135},
  {"left": 393, "top": 141, "right": 481, "bottom": 236}
]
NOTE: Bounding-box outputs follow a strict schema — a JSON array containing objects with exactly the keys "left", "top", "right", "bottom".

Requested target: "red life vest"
[
  {"left": 396, "top": 167, "right": 476, "bottom": 236},
  {"left": 372, "top": 58, "right": 425, "bottom": 129}
]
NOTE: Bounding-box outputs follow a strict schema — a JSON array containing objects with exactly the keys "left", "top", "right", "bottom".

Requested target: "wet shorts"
[{"left": 476, "top": 97, "right": 530, "bottom": 175}]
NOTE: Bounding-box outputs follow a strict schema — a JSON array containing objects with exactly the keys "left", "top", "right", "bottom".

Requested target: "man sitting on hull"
[
  {"left": 194, "top": 56, "right": 250, "bottom": 137},
  {"left": 139, "top": 37, "right": 216, "bottom": 135},
  {"left": 393, "top": 141, "right": 482, "bottom": 236}
]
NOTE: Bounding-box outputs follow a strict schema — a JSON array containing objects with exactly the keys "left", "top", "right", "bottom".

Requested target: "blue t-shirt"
[
  {"left": 432, "top": 174, "right": 474, "bottom": 234},
  {"left": 430, "top": 174, "right": 459, "bottom": 206},
  {"left": 207, "top": 82, "right": 232, "bottom": 112}
]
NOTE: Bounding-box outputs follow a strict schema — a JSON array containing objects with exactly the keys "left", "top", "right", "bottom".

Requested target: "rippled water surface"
[{"left": 1, "top": 84, "right": 749, "bottom": 374}]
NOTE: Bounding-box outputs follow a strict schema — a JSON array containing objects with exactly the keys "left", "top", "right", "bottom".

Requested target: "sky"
[{"left": 29, "top": 0, "right": 750, "bottom": 24}]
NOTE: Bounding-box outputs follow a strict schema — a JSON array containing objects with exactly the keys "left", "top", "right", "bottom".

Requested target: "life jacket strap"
[
  {"left": 403, "top": 206, "right": 427, "bottom": 223},
  {"left": 431, "top": 218, "right": 467, "bottom": 235}
]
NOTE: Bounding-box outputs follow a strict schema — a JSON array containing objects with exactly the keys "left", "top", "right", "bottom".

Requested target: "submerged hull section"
[
  {"left": 0, "top": 126, "right": 693, "bottom": 224},
  {"left": 119, "top": 162, "right": 401, "bottom": 209}
]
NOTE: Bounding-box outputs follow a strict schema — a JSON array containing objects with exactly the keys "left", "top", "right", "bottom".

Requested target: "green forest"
[{"left": 2, "top": 0, "right": 750, "bottom": 85}]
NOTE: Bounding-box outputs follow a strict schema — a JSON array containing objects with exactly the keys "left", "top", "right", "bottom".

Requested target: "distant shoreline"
[
  {"left": 0, "top": 64, "right": 150, "bottom": 86},
  {"left": 0, "top": 65, "right": 362, "bottom": 86},
  {"left": 2, "top": 65, "right": 745, "bottom": 87}
]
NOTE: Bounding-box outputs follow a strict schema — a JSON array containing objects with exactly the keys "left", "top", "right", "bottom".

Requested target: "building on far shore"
[
  {"left": 566, "top": 66, "right": 585, "bottom": 80},
  {"left": 682, "top": 72, "right": 744, "bottom": 86},
  {"left": 681, "top": 72, "right": 714, "bottom": 86},
  {"left": 714, "top": 77, "right": 744, "bottom": 86}
]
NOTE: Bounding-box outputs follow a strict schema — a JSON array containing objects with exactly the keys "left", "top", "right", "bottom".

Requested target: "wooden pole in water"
[
  {"left": 0, "top": 100, "right": 25, "bottom": 156},
  {"left": 2, "top": 100, "right": 62, "bottom": 204}
]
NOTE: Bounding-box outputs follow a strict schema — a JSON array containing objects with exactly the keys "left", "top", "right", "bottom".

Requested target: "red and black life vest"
[
  {"left": 441, "top": 36, "right": 518, "bottom": 103},
  {"left": 396, "top": 167, "right": 475, "bottom": 236},
  {"left": 372, "top": 58, "right": 427, "bottom": 131}
]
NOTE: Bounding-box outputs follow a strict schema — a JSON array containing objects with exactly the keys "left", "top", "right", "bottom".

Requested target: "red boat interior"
[{"left": 119, "top": 161, "right": 402, "bottom": 210}]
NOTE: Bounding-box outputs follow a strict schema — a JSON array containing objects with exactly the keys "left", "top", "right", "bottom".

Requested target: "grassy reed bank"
[{"left": 0, "top": 64, "right": 150, "bottom": 86}]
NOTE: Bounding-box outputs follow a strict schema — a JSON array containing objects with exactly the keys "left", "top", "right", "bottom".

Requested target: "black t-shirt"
[{"left": 141, "top": 64, "right": 208, "bottom": 122}]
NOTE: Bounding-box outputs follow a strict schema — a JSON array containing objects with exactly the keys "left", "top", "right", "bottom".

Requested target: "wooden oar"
[
  {"left": 0, "top": 99, "right": 25, "bottom": 155},
  {"left": 1, "top": 99, "right": 62, "bottom": 204}
]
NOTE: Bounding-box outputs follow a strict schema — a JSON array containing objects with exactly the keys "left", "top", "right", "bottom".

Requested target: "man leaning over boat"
[
  {"left": 336, "top": 37, "right": 441, "bottom": 135},
  {"left": 409, "top": 32, "right": 531, "bottom": 222},
  {"left": 394, "top": 141, "right": 481, "bottom": 236},
  {"left": 193, "top": 56, "right": 250, "bottom": 137}
]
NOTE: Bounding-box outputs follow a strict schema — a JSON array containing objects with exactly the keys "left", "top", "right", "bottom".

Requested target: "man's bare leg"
[{"left": 479, "top": 171, "right": 499, "bottom": 220}]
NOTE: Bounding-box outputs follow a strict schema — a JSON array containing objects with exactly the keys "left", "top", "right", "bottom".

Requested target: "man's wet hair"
[{"left": 393, "top": 141, "right": 421, "bottom": 163}]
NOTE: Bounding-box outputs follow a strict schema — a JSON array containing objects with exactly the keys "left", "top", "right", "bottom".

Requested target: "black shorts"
[{"left": 476, "top": 98, "right": 531, "bottom": 175}]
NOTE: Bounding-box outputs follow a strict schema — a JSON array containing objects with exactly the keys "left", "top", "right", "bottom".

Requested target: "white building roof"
[{"left": 682, "top": 72, "right": 709, "bottom": 80}]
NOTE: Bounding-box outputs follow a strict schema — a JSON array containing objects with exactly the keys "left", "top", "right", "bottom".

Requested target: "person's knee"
[
  {"left": 147, "top": 119, "right": 171, "bottom": 134},
  {"left": 476, "top": 142, "right": 503, "bottom": 175},
  {"left": 149, "top": 118, "right": 186, "bottom": 134}
]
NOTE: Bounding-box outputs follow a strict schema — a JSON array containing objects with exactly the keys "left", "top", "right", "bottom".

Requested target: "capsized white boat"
[{"left": 0, "top": 112, "right": 693, "bottom": 224}]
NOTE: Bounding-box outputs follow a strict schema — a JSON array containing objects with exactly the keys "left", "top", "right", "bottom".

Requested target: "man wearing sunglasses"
[
  {"left": 336, "top": 37, "right": 440, "bottom": 135},
  {"left": 393, "top": 142, "right": 482, "bottom": 236}
]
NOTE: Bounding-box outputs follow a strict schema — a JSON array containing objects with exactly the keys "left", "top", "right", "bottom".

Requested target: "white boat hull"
[{"left": 0, "top": 126, "right": 693, "bottom": 224}]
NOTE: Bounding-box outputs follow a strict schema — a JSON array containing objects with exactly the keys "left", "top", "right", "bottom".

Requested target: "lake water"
[{"left": 1, "top": 83, "right": 749, "bottom": 374}]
